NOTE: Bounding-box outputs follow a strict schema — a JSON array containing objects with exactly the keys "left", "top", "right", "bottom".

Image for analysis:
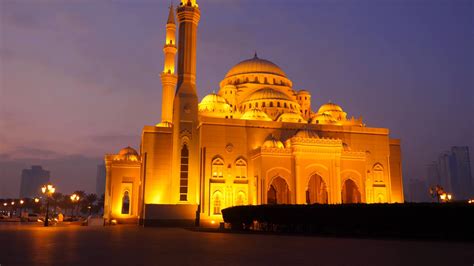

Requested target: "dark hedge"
[{"left": 221, "top": 203, "right": 474, "bottom": 241}]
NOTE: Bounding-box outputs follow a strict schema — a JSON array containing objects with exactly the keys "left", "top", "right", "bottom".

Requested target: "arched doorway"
[
  {"left": 341, "top": 179, "right": 361, "bottom": 203},
  {"left": 306, "top": 174, "right": 328, "bottom": 204},
  {"left": 267, "top": 177, "right": 290, "bottom": 204}
]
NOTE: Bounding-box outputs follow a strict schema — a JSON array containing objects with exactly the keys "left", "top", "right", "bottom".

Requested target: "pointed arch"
[
  {"left": 212, "top": 190, "right": 223, "bottom": 215},
  {"left": 235, "top": 157, "right": 247, "bottom": 179},
  {"left": 306, "top": 174, "right": 328, "bottom": 204},
  {"left": 211, "top": 157, "right": 224, "bottom": 178}
]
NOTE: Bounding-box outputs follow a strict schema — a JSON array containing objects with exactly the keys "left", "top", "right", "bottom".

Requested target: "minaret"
[
  {"left": 159, "top": 4, "right": 177, "bottom": 125},
  {"left": 172, "top": 0, "right": 201, "bottom": 203}
]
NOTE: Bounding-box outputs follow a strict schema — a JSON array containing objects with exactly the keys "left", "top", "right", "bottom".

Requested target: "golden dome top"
[
  {"left": 115, "top": 146, "right": 139, "bottom": 161},
  {"left": 294, "top": 129, "right": 319, "bottom": 139},
  {"left": 317, "top": 102, "right": 344, "bottom": 114},
  {"left": 277, "top": 112, "right": 306, "bottom": 123},
  {"left": 200, "top": 93, "right": 227, "bottom": 105},
  {"left": 240, "top": 108, "right": 273, "bottom": 121},
  {"left": 225, "top": 55, "right": 287, "bottom": 78},
  {"left": 198, "top": 93, "right": 232, "bottom": 118},
  {"left": 262, "top": 135, "right": 285, "bottom": 149},
  {"left": 243, "top": 88, "right": 291, "bottom": 102},
  {"left": 310, "top": 113, "right": 337, "bottom": 124}
]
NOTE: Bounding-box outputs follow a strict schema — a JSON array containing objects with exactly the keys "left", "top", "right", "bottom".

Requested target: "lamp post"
[
  {"left": 10, "top": 201, "right": 15, "bottom": 218},
  {"left": 19, "top": 200, "right": 24, "bottom": 218},
  {"left": 41, "top": 184, "right": 56, "bottom": 227},
  {"left": 70, "top": 194, "right": 80, "bottom": 218}
]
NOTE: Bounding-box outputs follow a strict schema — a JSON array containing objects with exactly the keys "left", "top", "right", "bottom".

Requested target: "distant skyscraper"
[
  {"left": 96, "top": 164, "right": 106, "bottom": 196},
  {"left": 426, "top": 146, "right": 473, "bottom": 200},
  {"left": 450, "top": 146, "right": 472, "bottom": 200},
  {"left": 19, "top": 165, "right": 50, "bottom": 198},
  {"left": 407, "top": 178, "right": 429, "bottom": 202}
]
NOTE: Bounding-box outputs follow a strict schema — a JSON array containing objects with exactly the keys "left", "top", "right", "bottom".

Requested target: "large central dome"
[{"left": 225, "top": 54, "right": 287, "bottom": 78}]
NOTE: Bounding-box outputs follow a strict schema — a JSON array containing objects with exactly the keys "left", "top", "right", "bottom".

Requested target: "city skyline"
[{"left": 1, "top": 0, "right": 473, "bottom": 198}]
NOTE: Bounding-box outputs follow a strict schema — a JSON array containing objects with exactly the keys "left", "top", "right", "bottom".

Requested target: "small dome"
[
  {"left": 200, "top": 93, "right": 227, "bottom": 105},
  {"left": 310, "top": 113, "right": 337, "bottom": 124},
  {"left": 277, "top": 112, "right": 306, "bottom": 123},
  {"left": 115, "top": 146, "right": 139, "bottom": 161},
  {"left": 198, "top": 93, "right": 232, "bottom": 118},
  {"left": 240, "top": 108, "right": 272, "bottom": 121},
  {"left": 294, "top": 129, "right": 319, "bottom": 139},
  {"left": 317, "top": 102, "right": 344, "bottom": 114},
  {"left": 225, "top": 55, "right": 287, "bottom": 78},
  {"left": 243, "top": 88, "right": 292, "bottom": 102},
  {"left": 297, "top": 90, "right": 310, "bottom": 95},
  {"left": 262, "top": 136, "right": 285, "bottom": 149}
]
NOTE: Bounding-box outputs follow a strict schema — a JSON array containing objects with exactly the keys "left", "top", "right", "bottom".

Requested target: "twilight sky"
[{"left": 0, "top": 0, "right": 473, "bottom": 198}]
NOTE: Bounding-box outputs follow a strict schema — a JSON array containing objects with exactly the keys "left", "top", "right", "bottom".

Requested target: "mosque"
[{"left": 103, "top": 0, "right": 404, "bottom": 225}]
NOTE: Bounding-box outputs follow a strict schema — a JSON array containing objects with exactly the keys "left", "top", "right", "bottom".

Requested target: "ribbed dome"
[
  {"left": 200, "top": 93, "right": 227, "bottom": 105},
  {"left": 198, "top": 93, "right": 232, "bottom": 118},
  {"left": 277, "top": 112, "right": 306, "bottom": 123},
  {"left": 318, "top": 102, "right": 344, "bottom": 114},
  {"left": 294, "top": 129, "right": 319, "bottom": 139},
  {"left": 310, "top": 113, "right": 337, "bottom": 124},
  {"left": 262, "top": 136, "right": 285, "bottom": 149},
  {"left": 225, "top": 55, "right": 287, "bottom": 78},
  {"left": 243, "top": 88, "right": 291, "bottom": 102},
  {"left": 115, "top": 146, "right": 139, "bottom": 161},
  {"left": 240, "top": 108, "right": 273, "bottom": 121}
]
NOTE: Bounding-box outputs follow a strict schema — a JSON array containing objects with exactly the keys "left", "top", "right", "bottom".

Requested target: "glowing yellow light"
[
  {"left": 41, "top": 186, "right": 46, "bottom": 193},
  {"left": 20, "top": 200, "right": 24, "bottom": 205},
  {"left": 34, "top": 198, "right": 40, "bottom": 203},
  {"left": 181, "top": 0, "right": 198, "bottom": 7},
  {"left": 440, "top": 194, "right": 446, "bottom": 200},
  {"left": 11, "top": 201, "right": 14, "bottom": 205},
  {"left": 3, "top": 203, "right": 6, "bottom": 206},
  {"left": 211, "top": 220, "right": 215, "bottom": 224},
  {"left": 447, "top": 194, "right": 452, "bottom": 200}
]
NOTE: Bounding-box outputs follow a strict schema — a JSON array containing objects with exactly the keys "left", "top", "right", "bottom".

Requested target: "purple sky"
[{"left": 1, "top": 0, "right": 473, "bottom": 198}]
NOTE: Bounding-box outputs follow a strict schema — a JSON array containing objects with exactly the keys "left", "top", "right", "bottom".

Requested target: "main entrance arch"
[
  {"left": 341, "top": 179, "right": 361, "bottom": 203},
  {"left": 306, "top": 174, "right": 328, "bottom": 204},
  {"left": 267, "top": 177, "right": 290, "bottom": 204}
]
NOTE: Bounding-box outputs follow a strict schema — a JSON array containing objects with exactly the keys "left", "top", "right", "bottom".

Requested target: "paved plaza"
[{"left": 0, "top": 224, "right": 473, "bottom": 266}]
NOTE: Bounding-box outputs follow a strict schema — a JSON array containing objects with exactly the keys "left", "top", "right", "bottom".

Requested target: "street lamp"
[
  {"left": 70, "top": 194, "right": 80, "bottom": 218},
  {"left": 19, "top": 200, "right": 24, "bottom": 218},
  {"left": 34, "top": 198, "right": 40, "bottom": 203},
  {"left": 10, "top": 201, "right": 15, "bottom": 218},
  {"left": 41, "top": 184, "right": 56, "bottom": 226}
]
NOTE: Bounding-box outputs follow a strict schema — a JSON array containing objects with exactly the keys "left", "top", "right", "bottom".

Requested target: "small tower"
[
  {"left": 297, "top": 90, "right": 312, "bottom": 120},
  {"left": 160, "top": 4, "right": 177, "bottom": 124}
]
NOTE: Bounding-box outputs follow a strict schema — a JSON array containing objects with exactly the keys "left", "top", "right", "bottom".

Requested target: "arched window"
[
  {"left": 212, "top": 158, "right": 224, "bottom": 178},
  {"left": 255, "top": 102, "right": 259, "bottom": 108},
  {"left": 213, "top": 191, "right": 222, "bottom": 215},
  {"left": 121, "top": 191, "right": 130, "bottom": 214},
  {"left": 249, "top": 103, "right": 252, "bottom": 108},
  {"left": 270, "top": 102, "right": 274, "bottom": 107},
  {"left": 235, "top": 159, "right": 247, "bottom": 178},
  {"left": 373, "top": 164, "right": 384, "bottom": 183},
  {"left": 179, "top": 144, "right": 189, "bottom": 201},
  {"left": 235, "top": 191, "right": 246, "bottom": 206},
  {"left": 262, "top": 102, "right": 266, "bottom": 108},
  {"left": 277, "top": 102, "right": 281, "bottom": 107},
  {"left": 284, "top": 102, "right": 287, "bottom": 108}
]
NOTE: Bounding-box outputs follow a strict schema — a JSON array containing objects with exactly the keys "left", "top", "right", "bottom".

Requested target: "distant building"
[
  {"left": 96, "top": 164, "right": 106, "bottom": 196},
  {"left": 407, "top": 178, "right": 429, "bottom": 202},
  {"left": 426, "top": 146, "right": 473, "bottom": 200},
  {"left": 19, "top": 165, "right": 50, "bottom": 198},
  {"left": 450, "top": 147, "right": 472, "bottom": 199}
]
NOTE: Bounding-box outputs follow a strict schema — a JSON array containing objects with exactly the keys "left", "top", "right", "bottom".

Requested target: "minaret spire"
[
  {"left": 171, "top": 0, "right": 201, "bottom": 204},
  {"left": 159, "top": 3, "right": 177, "bottom": 125}
]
